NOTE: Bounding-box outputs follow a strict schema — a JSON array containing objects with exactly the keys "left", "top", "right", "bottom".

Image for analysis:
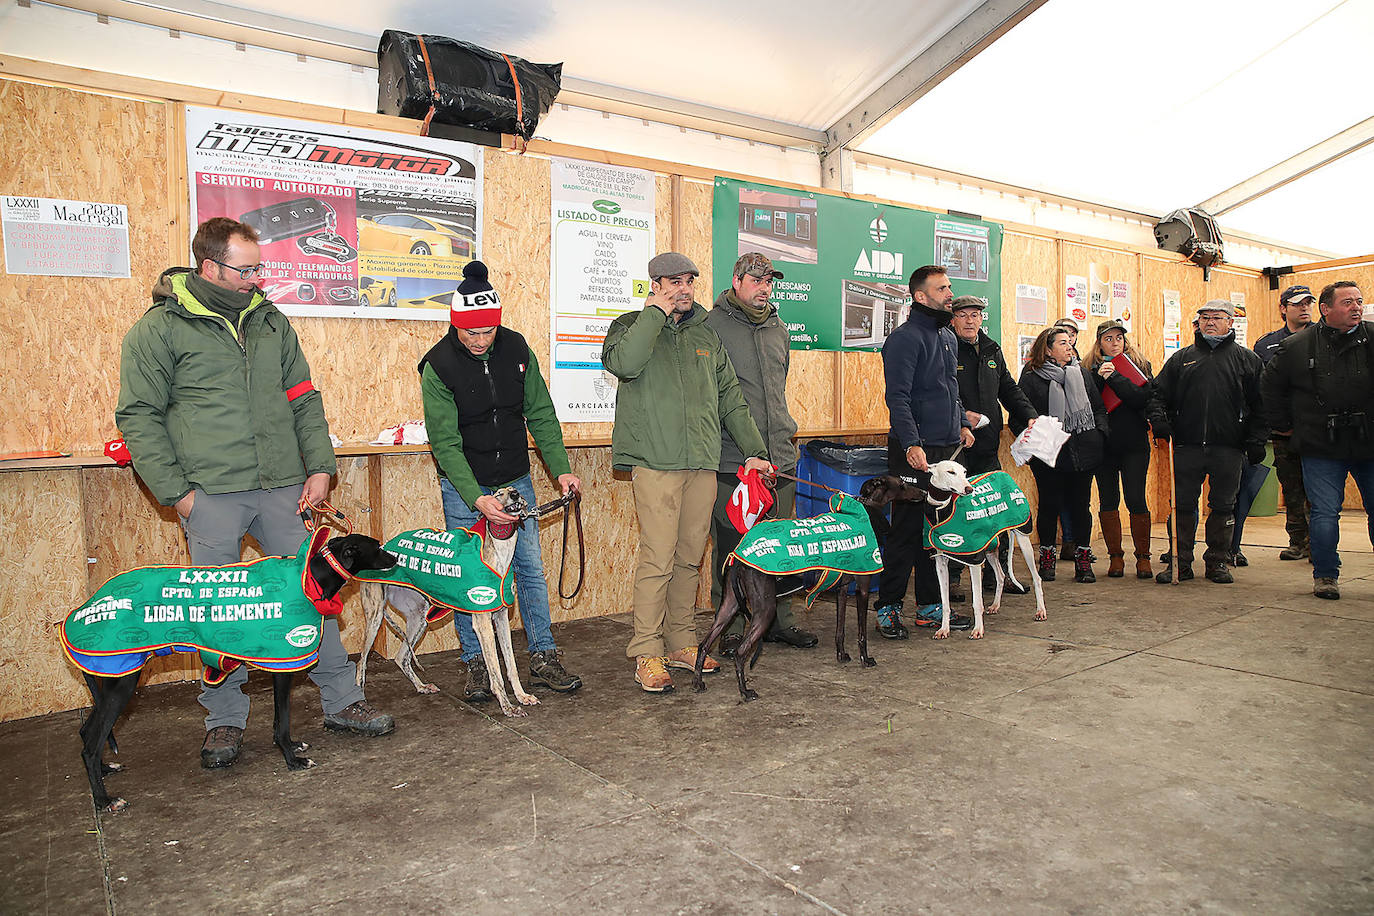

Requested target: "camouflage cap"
[
  {"left": 733, "top": 252, "right": 784, "bottom": 281},
  {"left": 648, "top": 251, "right": 699, "bottom": 280}
]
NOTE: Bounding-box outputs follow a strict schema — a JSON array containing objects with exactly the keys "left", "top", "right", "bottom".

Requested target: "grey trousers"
[{"left": 180, "top": 485, "right": 364, "bottom": 729}]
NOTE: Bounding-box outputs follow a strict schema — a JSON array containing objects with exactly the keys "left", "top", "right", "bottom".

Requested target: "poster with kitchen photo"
[{"left": 185, "top": 106, "right": 482, "bottom": 319}]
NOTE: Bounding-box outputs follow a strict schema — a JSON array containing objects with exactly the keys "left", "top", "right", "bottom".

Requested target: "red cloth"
[
  {"left": 727, "top": 467, "right": 775, "bottom": 534},
  {"left": 1101, "top": 354, "right": 1148, "bottom": 413},
  {"left": 104, "top": 438, "right": 132, "bottom": 467}
]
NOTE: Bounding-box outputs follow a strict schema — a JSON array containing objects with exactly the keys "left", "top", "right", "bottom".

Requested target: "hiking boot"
[
  {"left": 1038, "top": 546, "right": 1057, "bottom": 582},
  {"left": 1205, "top": 563, "right": 1234, "bottom": 584},
  {"left": 1313, "top": 577, "right": 1340, "bottom": 600},
  {"left": 529, "top": 650, "right": 582, "bottom": 693},
  {"left": 666, "top": 646, "right": 719, "bottom": 673},
  {"left": 201, "top": 725, "right": 243, "bottom": 769},
  {"left": 1059, "top": 541, "right": 1076, "bottom": 562},
  {"left": 1230, "top": 551, "right": 1248, "bottom": 568},
  {"left": 1073, "top": 546, "right": 1096, "bottom": 583},
  {"left": 1279, "top": 544, "right": 1310, "bottom": 561},
  {"left": 875, "top": 603, "right": 909, "bottom": 640},
  {"left": 463, "top": 656, "right": 493, "bottom": 703},
  {"left": 634, "top": 656, "right": 674, "bottom": 693},
  {"left": 719, "top": 632, "right": 744, "bottom": 658},
  {"left": 1156, "top": 563, "right": 1194, "bottom": 584},
  {"left": 912, "top": 603, "right": 973, "bottom": 631},
  {"left": 765, "top": 626, "right": 818, "bottom": 648},
  {"left": 323, "top": 701, "right": 395, "bottom": 736}
]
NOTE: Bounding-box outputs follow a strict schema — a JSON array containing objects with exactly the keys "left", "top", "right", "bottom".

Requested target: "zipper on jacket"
[
  {"left": 753, "top": 323, "right": 771, "bottom": 458},
  {"left": 483, "top": 361, "right": 500, "bottom": 469}
]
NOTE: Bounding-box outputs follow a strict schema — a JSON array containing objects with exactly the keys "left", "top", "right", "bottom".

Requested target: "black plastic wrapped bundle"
[{"left": 377, "top": 30, "right": 562, "bottom": 139}]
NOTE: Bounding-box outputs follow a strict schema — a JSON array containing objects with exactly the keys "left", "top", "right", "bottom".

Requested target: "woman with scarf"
[
  {"left": 1017, "top": 326, "right": 1110, "bottom": 582},
  {"left": 1086, "top": 320, "right": 1155, "bottom": 579}
]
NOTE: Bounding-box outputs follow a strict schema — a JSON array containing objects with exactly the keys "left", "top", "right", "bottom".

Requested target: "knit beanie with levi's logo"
[{"left": 451, "top": 260, "right": 502, "bottom": 329}]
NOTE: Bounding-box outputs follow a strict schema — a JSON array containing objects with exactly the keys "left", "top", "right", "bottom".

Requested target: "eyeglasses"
[{"left": 209, "top": 258, "right": 264, "bottom": 280}]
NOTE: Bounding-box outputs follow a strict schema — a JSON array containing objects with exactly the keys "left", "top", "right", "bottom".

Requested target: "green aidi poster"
[{"left": 711, "top": 178, "right": 1002, "bottom": 351}]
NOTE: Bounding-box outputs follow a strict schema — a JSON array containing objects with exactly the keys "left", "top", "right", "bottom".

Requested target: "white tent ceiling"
[{"left": 30, "top": 0, "right": 1374, "bottom": 259}]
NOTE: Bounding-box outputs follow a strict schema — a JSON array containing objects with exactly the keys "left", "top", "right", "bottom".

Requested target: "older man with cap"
[
  {"left": 705, "top": 252, "right": 817, "bottom": 656},
  {"left": 419, "top": 260, "right": 583, "bottom": 699},
  {"left": 603, "top": 252, "right": 773, "bottom": 693},
  {"left": 1261, "top": 281, "right": 1374, "bottom": 600},
  {"left": 1148, "top": 300, "right": 1267, "bottom": 584},
  {"left": 1252, "top": 284, "right": 1315, "bottom": 561}
]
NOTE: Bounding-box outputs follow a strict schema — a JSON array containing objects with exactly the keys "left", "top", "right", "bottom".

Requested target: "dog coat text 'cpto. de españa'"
[
  {"left": 352, "top": 527, "right": 515, "bottom": 618},
  {"left": 60, "top": 528, "right": 335, "bottom": 677},
  {"left": 922, "top": 471, "right": 1031, "bottom": 561},
  {"left": 730, "top": 493, "right": 883, "bottom": 607}
]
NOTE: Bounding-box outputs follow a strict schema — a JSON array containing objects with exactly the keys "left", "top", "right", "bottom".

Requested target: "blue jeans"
[
  {"left": 439, "top": 476, "right": 556, "bottom": 661},
  {"left": 1300, "top": 458, "right": 1374, "bottom": 580}
]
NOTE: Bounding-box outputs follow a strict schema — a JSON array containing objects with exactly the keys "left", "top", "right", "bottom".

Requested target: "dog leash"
[
  {"left": 518, "top": 490, "right": 585, "bottom": 601},
  {"left": 299, "top": 498, "right": 353, "bottom": 535}
]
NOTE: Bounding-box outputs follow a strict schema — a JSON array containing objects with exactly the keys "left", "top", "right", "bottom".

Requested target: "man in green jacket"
[
  {"left": 603, "top": 252, "right": 774, "bottom": 693},
  {"left": 116, "top": 217, "right": 394, "bottom": 770},
  {"left": 419, "top": 259, "right": 583, "bottom": 699},
  {"left": 705, "top": 252, "right": 817, "bottom": 656}
]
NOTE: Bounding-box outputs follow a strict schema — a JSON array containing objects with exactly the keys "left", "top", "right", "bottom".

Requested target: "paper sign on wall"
[
  {"left": 1065, "top": 275, "right": 1088, "bottom": 329},
  {"left": 2, "top": 196, "right": 130, "bottom": 278},
  {"left": 1111, "top": 281, "right": 1132, "bottom": 331},
  {"left": 1162, "top": 289, "right": 1181, "bottom": 330},
  {"left": 1089, "top": 263, "right": 1111, "bottom": 318},
  {"left": 1015, "top": 284, "right": 1047, "bottom": 325}
]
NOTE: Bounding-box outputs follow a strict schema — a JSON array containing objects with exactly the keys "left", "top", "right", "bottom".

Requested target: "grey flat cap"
[
  {"left": 1197, "top": 299, "right": 1235, "bottom": 317},
  {"left": 648, "top": 251, "right": 699, "bottom": 280}
]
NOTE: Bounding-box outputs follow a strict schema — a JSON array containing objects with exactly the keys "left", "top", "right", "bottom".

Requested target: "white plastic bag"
[
  {"left": 372, "top": 419, "right": 429, "bottom": 446},
  {"left": 1010, "top": 416, "right": 1071, "bottom": 467}
]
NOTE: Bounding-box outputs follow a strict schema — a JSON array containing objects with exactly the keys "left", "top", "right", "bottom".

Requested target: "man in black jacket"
[
  {"left": 1148, "top": 301, "right": 1268, "bottom": 584},
  {"left": 877, "top": 266, "right": 976, "bottom": 637},
  {"left": 951, "top": 296, "right": 1037, "bottom": 592},
  {"left": 1260, "top": 281, "right": 1373, "bottom": 600},
  {"left": 1253, "top": 285, "right": 1314, "bottom": 560}
]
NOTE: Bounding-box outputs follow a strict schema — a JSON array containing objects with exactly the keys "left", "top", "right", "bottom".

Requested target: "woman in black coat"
[
  {"left": 1086, "top": 320, "right": 1156, "bottom": 580},
  {"left": 1017, "top": 325, "right": 1110, "bottom": 582}
]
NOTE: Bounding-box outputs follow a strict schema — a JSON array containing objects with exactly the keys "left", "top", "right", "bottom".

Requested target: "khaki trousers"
[{"left": 627, "top": 467, "right": 716, "bottom": 659}]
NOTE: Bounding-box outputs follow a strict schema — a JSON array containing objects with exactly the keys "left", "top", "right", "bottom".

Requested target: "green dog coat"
[
  {"left": 353, "top": 525, "right": 515, "bottom": 620},
  {"left": 731, "top": 493, "right": 883, "bottom": 607},
  {"left": 922, "top": 470, "right": 1031, "bottom": 562}
]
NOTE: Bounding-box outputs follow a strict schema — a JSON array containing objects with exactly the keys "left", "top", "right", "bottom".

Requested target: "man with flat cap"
[
  {"left": 603, "top": 252, "right": 774, "bottom": 693},
  {"left": 1148, "top": 299, "right": 1267, "bottom": 585},
  {"left": 706, "top": 252, "right": 817, "bottom": 657}
]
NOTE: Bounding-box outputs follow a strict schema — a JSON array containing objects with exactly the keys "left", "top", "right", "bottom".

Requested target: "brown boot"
[
  {"left": 1100, "top": 510, "right": 1124, "bottom": 578},
  {"left": 1129, "top": 512, "right": 1153, "bottom": 580}
]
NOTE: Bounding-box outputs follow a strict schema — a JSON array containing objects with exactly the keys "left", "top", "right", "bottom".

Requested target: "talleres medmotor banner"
[
  {"left": 185, "top": 105, "right": 483, "bottom": 320},
  {"left": 711, "top": 178, "right": 1002, "bottom": 351}
]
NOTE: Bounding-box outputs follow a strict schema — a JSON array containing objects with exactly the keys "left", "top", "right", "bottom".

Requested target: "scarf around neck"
[
  {"left": 728, "top": 291, "right": 770, "bottom": 324},
  {"left": 1034, "top": 361, "right": 1095, "bottom": 433},
  {"left": 187, "top": 271, "right": 256, "bottom": 326}
]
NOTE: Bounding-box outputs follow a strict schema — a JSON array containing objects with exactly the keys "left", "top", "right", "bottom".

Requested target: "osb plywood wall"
[{"left": 1, "top": 73, "right": 1309, "bottom": 722}]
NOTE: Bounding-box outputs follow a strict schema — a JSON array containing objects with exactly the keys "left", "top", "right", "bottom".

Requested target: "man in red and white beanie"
[{"left": 420, "top": 260, "right": 584, "bottom": 698}]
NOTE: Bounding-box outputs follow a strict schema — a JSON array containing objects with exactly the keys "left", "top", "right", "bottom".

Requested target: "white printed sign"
[{"left": 2, "top": 196, "right": 130, "bottom": 277}]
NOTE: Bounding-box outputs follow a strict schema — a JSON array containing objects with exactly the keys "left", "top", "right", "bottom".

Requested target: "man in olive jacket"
[
  {"left": 705, "top": 253, "right": 817, "bottom": 655},
  {"left": 116, "top": 217, "right": 393, "bottom": 769},
  {"left": 602, "top": 251, "right": 773, "bottom": 693}
]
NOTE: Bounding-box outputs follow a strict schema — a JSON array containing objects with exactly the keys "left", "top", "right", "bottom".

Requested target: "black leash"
[{"left": 519, "top": 490, "right": 585, "bottom": 601}]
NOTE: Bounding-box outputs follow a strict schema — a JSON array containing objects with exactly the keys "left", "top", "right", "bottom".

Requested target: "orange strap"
[
  {"left": 417, "top": 36, "right": 440, "bottom": 137},
  {"left": 499, "top": 51, "right": 527, "bottom": 153}
]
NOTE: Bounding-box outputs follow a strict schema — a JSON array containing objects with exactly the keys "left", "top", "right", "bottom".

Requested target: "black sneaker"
[
  {"left": 1230, "top": 551, "right": 1248, "bottom": 568},
  {"left": 1156, "top": 564, "right": 1195, "bottom": 584},
  {"left": 529, "top": 650, "right": 582, "bottom": 693},
  {"left": 875, "top": 603, "right": 909, "bottom": 640},
  {"left": 911, "top": 604, "right": 974, "bottom": 631},
  {"left": 201, "top": 725, "right": 243, "bottom": 769},
  {"left": 463, "top": 656, "right": 493, "bottom": 703},
  {"left": 719, "top": 633, "right": 744, "bottom": 658},
  {"left": 764, "top": 626, "right": 818, "bottom": 648},
  {"left": 1205, "top": 564, "right": 1234, "bottom": 584}
]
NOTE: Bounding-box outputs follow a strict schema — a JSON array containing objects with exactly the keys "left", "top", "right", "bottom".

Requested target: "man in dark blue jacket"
[
  {"left": 1252, "top": 285, "right": 1314, "bottom": 560},
  {"left": 876, "top": 266, "right": 976, "bottom": 638}
]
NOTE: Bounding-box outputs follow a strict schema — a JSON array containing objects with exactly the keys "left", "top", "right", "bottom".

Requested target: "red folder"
[{"left": 1101, "top": 354, "right": 1147, "bottom": 413}]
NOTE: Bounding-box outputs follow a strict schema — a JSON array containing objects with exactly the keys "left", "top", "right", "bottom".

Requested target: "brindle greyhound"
[
  {"left": 77, "top": 533, "right": 396, "bottom": 814},
  {"left": 690, "top": 477, "right": 915, "bottom": 702},
  {"left": 870, "top": 461, "right": 1048, "bottom": 639},
  {"left": 357, "top": 486, "right": 541, "bottom": 718}
]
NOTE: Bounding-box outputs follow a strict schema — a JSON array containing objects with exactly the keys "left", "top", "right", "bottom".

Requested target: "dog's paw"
[
  {"left": 291, "top": 740, "right": 309, "bottom": 754},
  {"left": 691, "top": 679, "right": 706, "bottom": 693},
  {"left": 969, "top": 628, "right": 985, "bottom": 639},
  {"left": 1035, "top": 609, "right": 1048, "bottom": 621},
  {"left": 863, "top": 656, "right": 877, "bottom": 668},
  {"left": 932, "top": 628, "right": 951, "bottom": 640},
  {"left": 102, "top": 762, "right": 124, "bottom": 776},
  {"left": 286, "top": 756, "right": 315, "bottom": 771},
  {"left": 417, "top": 683, "right": 439, "bottom": 694},
  {"left": 837, "top": 652, "right": 851, "bottom": 663},
  {"left": 103, "top": 797, "right": 128, "bottom": 815},
  {"left": 740, "top": 688, "right": 759, "bottom": 702},
  {"left": 986, "top": 604, "right": 1000, "bottom": 615},
  {"left": 503, "top": 705, "right": 528, "bottom": 718},
  {"left": 516, "top": 693, "right": 540, "bottom": 706}
]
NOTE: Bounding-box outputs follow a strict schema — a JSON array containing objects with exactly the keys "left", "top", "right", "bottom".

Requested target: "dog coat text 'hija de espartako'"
[
  {"left": 60, "top": 527, "right": 338, "bottom": 679},
  {"left": 922, "top": 470, "right": 1031, "bottom": 562},
  {"left": 730, "top": 493, "right": 883, "bottom": 607},
  {"left": 352, "top": 526, "right": 516, "bottom": 619}
]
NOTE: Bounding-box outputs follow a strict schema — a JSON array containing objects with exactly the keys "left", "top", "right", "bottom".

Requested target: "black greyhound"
[
  {"left": 78, "top": 534, "right": 396, "bottom": 814},
  {"left": 691, "top": 476, "right": 926, "bottom": 701}
]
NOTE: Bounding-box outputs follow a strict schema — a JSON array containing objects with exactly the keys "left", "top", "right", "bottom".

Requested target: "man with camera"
[{"left": 1261, "top": 281, "right": 1374, "bottom": 600}]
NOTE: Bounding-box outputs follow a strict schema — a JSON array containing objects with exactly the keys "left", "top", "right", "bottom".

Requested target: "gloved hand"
[
  {"left": 1151, "top": 422, "right": 1171, "bottom": 443},
  {"left": 1246, "top": 444, "right": 1267, "bottom": 466}
]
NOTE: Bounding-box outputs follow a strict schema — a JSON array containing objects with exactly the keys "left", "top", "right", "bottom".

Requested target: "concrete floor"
[{"left": 2, "top": 515, "right": 1371, "bottom": 915}]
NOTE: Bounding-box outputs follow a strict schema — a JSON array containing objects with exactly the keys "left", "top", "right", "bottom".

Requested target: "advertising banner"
[
  {"left": 711, "top": 178, "right": 1002, "bottom": 351},
  {"left": 549, "top": 158, "right": 655, "bottom": 422},
  {"left": 185, "top": 106, "right": 482, "bottom": 320},
  {"left": 1, "top": 196, "right": 130, "bottom": 278}
]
